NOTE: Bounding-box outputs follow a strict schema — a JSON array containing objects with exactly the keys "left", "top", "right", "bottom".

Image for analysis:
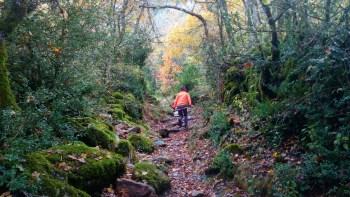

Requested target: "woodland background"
[{"left": 0, "top": 0, "right": 349, "bottom": 196}]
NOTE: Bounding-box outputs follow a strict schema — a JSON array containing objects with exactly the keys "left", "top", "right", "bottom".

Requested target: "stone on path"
[
  {"left": 153, "top": 156, "right": 174, "bottom": 165},
  {"left": 154, "top": 139, "right": 167, "bottom": 147},
  {"left": 115, "top": 178, "right": 158, "bottom": 197},
  {"left": 158, "top": 129, "right": 170, "bottom": 138},
  {"left": 128, "top": 126, "right": 142, "bottom": 133},
  {"left": 191, "top": 190, "right": 205, "bottom": 197}
]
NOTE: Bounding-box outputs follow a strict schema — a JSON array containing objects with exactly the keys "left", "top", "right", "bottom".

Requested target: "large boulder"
[
  {"left": 25, "top": 142, "right": 125, "bottom": 196},
  {"left": 72, "top": 117, "right": 118, "bottom": 150},
  {"left": 115, "top": 178, "right": 157, "bottom": 197},
  {"left": 133, "top": 162, "right": 171, "bottom": 194},
  {"left": 128, "top": 134, "right": 154, "bottom": 153}
]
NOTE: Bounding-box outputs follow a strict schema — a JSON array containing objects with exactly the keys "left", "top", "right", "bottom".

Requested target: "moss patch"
[
  {"left": 128, "top": 134, "right": 154, "bottom": 153},
  {"left": 109, "top": 104, "right": 127, "bottom": 120},
  {"left": 0, "top": 41, "right": 18, "bottom": 109},
  {"left": 223, "top": 143, "right": 243, "bottom": 155},
  {"left": 133, "top": 162, "right": 171, "bottom": 194},
  {"left": 25, "top": 142, "right": 125, "bottom": 195},
  {"left": 116, "top": 139, "right": 137, "bottom": 163},
  {"left": 72, "top": 117, "right": 118, "bottom": 150},
  {"left": 109, "top": 91, "right": 143, "bottom": 120}
]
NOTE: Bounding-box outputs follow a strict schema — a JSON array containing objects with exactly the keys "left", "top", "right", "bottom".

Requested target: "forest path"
[{"left": 140, "top": 104, "right": 240, "bottom": 197}]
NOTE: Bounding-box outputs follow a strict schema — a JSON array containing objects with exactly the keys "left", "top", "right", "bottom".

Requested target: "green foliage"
[
  {"left": 299, "top": 153, "right": 350, "bottom": 195},
  {"left": 120, "top": 32, "right": 152, "bottom": 67},
  {"left": 128, "top": 134, "right": 154, "bottom": 153},
  {"left": 109, "top": 64, "right": 146, "bottom": 101},
  {"left": 0, "top": 1, "right": 151, "bottom": 194},
  {"left": 208, "top": 111, "right": 231, "bottom": 146},
  {"left": 175, "top": 63, "right": 200, "bottom": 92},
  {"left": 247, "top": 175, "right": 273, "bottom": 197},
  {"left": 109, "top": 91, "right": 143, "bottom": 120},
  {"left": 272, "top": 164, "right": 299, "bottom": 197},
  {"left": 133, "top": 162, "right": 171, "bottom": 194},
  {"left": 224, "top": 66, "right": 245, "bottom": 104},
  {"left": 221, "top": 1, "right": 350, "bottom": 194},
  {"left": 209, "top": 150, "right": 236, "bottom": 179}
]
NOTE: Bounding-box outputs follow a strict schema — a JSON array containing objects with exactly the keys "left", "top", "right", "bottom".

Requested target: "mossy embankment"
[{"left": 25, "top": 142, "right": 125, "bottom": 196}]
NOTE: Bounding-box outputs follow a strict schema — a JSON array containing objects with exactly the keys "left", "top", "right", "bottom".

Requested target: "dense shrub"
[
  {"left": 0, "top": 2, "right": 151, "bottom": 193},
  {"left": 272, "top": 164, "right": 299, "bottom": 197},
  {"left": 207, "top": 110, "right": 230, "bottom": 146},
  {"left": 208, "top": 150, "right": 236, "bottom": 179}
]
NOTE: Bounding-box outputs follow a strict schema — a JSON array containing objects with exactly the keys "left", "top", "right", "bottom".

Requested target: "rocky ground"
[
  {"left": 136, "top": 102, "right": 298, "bottom": 197},
  {"left": 138, "top": 105, "right": 246, "bottom": 197}
]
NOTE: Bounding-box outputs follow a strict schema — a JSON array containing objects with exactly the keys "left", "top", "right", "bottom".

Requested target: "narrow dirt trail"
[{"left": 141, "top": 105, "right": 218, "bottom": 196}]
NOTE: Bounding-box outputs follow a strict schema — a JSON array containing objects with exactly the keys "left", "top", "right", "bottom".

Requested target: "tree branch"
[{"left": 140, "top": 4, "right": 209, "bottom": 39}]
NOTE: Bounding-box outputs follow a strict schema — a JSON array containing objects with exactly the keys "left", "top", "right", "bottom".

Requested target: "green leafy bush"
[
  {"left": 272, "top": 164, "right": 299, "bottom": 197},
  {"left": 175, "top": 63, "right": 200, "bottom": 92},
  {"left": 208, "top": 111, "right": 230, "bottom": 146},
  {"left": 207, "top": 150, "right": 236, "bottom": 179},
  {"left": 0, "top": 2, "right": 151, "bottom": 194}
]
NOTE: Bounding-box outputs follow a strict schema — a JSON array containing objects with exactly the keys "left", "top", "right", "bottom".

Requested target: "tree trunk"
[
  {"left": 258, "top": 0, "right": 280, "bottom": 98},
  {"left": 218, "top": 0, "right": 234, "bottom": 46},
  {"left": 242, "top": 0, "right": 264, "bottom": 58},
  {"left": 324, "top": 0, "right": 332, "bottom": 24},
  {"left": 259, "top": 0, "right": 280, "bottom": 63},
  {"left": 0, "top": 0, "right": 32, "bottom": 109}
]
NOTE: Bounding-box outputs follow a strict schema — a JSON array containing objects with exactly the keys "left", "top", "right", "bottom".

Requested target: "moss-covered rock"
[
  {"left": 112, "top": 92, "right": 124, "bottom": 100},
  {"left": 116, "top": 139, "right": 137, "bottom": 163},
  {"left": 25, "top": 142, "right": 125, "bottom": 196},
  {"left": 133, "top": 162, "right": 171, "bottom": 194},
  {"left": 72, "top": 117, "right": 118, "bottom": 150},
  {"left": 223, "top": 143, "right": 243, "bottom": 155},
  {"left": 109, "top": 91, "right": 143, "bottom": 120},
  {"left": 128, "top": 134, "right": 154, "bottom": 153},
  {"left": 38, "top": 175, "right": 90, "bottom": 197},
  {"left": 109, "top": 104, "right": 127, "bottom": 120}
]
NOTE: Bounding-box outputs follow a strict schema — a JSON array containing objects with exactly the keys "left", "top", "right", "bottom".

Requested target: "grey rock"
[
  {"left": 116, "top": 178, "right": 158, "bottom": 197},
  {"left": 153, "top": 156, "right": 174, "bottom": 165},
  {"left": 128, "top": 126, "right": 142, "bottom": 133},
  {"left": 154, "top": 139, "right": 166, "bottom": 147},
  {"left": 191, "top": 190, "right": 205, "bottom": 197},
  {"left": 158, "top": 129, "right": 169, "bottom": 138}
]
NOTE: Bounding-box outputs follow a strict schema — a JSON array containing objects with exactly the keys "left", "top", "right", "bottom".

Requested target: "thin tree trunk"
[
  {"left": 218, "top": 0, "right": 234, "bottom": 46},
  {"left": 324, "top": 0, "right": 332, "bottom": 24},
  {"left": 259, "top": 0, "right": 280, "bottom": 62},
  {"left": 216, "top": 2, "right": 225, "bottom": 50}
]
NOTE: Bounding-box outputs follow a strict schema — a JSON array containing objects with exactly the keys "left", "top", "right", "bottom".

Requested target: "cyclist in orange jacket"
[{"left": 171, "top": 86, "right": 192, "bottom": 129}]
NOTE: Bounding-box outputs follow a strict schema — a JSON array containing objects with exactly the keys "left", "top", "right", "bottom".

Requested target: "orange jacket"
[{"left": 171, "top": 91, "right": 192, "bottom": 109}]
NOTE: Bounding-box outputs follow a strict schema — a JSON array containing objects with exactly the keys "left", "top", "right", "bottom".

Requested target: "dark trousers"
[{"left": 176, "top": 106, "right": 188, "bottom": 128}]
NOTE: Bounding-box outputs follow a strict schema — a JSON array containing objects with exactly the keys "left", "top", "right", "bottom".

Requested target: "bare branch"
[{"left": 140, "top": 4, "right": 209, "bottom": 39}]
